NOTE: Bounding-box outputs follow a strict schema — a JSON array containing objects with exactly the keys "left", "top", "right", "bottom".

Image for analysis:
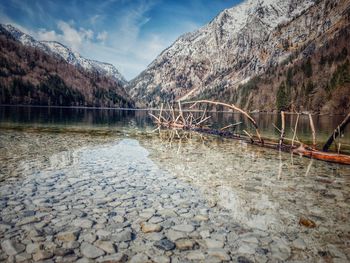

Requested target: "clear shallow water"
[{"left": 0, "top": 106, "right": 349, "bottom": 262}]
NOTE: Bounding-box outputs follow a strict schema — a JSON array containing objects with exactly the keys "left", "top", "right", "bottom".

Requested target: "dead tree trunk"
[{"left": 322, "top": 113, "right": 350, "bottom": 152}]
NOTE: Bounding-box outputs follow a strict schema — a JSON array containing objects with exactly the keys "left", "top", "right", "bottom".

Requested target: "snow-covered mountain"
[
  {"left": 128, "top": 0, "right": 350, "bottom": 112},
  {"left": 2, "top": 24, "right": 126, "bottom": 84}
]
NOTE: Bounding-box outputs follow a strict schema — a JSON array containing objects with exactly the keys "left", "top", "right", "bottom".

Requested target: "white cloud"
[
  {"left": 89, "top": 14, "right": 101, "bottom": 25},
  {"left": 0, "top": 0, "right": 202, "bottom": 80},
  {"left": 97, "top": 31, "right": 108, "bottom": 42},
  {"left": 36, "top": 29, "right": 58, "bottom": 41},
  {"left": 37, "top": 21, "right": 94, "bottom": 52}
]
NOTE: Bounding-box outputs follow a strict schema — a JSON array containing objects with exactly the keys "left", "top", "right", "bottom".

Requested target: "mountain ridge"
[
  {"left": 2, "top": 24, "right": 127, "bottom": 84},
  {"left": 128, "top": 0, "right": 350, "bottom": 114},
  {"left": 0, "top": 24, "right": 134, "bottom": 108}
]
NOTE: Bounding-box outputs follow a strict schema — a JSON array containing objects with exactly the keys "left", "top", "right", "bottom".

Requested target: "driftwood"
[
  {"left": 323, "top": 113, "right": 350, "bottom": 152},
  {"left": 149, "top": 101, "right": 350, "bottom": 165},
  {"left": 183, "top": 100, "right": 264, "bottom": 144}
]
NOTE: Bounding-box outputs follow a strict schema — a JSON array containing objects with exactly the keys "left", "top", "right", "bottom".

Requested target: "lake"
[{"left": 0, "top": 106, "right": 349, "bottom": 262}]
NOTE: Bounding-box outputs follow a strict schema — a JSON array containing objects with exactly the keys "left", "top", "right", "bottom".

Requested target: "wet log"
[
  {"left": 293, "top": 144, "right": 350, "bottom": 165},
  {"left": 322, "top": 113, "right": 350, "bottom": 152}
]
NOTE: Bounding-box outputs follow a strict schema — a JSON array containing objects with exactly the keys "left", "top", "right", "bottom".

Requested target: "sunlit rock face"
[{"left": 128, "top": 0, "right": 349, "bottom": 109}]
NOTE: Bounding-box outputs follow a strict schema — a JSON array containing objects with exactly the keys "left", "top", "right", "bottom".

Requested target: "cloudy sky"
[{"left": 0, "top": 0, "right": 241, "bottom": 80}]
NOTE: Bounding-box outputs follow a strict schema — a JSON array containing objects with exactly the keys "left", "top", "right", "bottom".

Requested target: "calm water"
[
  {"left": 0, "top": 106, "right": 349, "bottom": 148},
  {"left": 0, "top": 106, "right": 349, "bottom": 262}
]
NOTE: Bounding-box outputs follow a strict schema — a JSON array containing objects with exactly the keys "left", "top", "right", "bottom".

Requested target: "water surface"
[{"left": 0, "top": 106, "right": 349, "bottom": 262}]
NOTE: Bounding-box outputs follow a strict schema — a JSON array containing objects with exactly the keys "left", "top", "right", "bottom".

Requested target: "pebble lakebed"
[{"left": 0, "top": 136, "right": 349, "bottom": 263}]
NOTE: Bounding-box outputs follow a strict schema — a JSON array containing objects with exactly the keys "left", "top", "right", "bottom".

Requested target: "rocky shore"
[{"left": 0, "top": 139, "right": 349, "bottom": 262}]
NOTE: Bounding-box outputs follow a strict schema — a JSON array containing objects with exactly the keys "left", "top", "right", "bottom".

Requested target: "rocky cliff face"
[{"left": 128, "top": 0, "right": 350, "bottom": 113}]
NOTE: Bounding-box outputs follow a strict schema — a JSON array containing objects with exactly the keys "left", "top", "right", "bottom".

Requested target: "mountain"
[
  {"left": 128, "top": 0, "right": 350, "bottom": 114},
  {"left": 2, "top": 24, "right": 126, "bottom": 84},
  {"left": 0, "top": 25, "right": 134, "bottom": 107}
]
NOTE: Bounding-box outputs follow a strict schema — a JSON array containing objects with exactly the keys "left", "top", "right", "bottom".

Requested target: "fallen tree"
[{"left": 149, "top": 101, "right": 350, "bottom": 165}]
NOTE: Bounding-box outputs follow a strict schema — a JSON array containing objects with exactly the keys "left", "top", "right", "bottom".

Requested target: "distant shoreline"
[{"left": 0, "top": 104, "right": 346, "bottom": 116}]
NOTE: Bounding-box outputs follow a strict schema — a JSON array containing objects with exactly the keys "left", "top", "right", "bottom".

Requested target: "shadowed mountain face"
[
  {"left": 0, "top": 25, "right": 134, "bottom": 108},
  {"left": 128, "top": 0, "right": 350, "bottom": 114}
]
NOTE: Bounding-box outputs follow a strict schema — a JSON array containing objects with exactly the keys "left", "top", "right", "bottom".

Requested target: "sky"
[{"left": 0, "top": 0, "right": 242, "bottom": 80}]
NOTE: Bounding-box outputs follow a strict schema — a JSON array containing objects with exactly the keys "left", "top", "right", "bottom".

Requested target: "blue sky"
[{"left": 0, "top": 0, "right": 242, "bottom": 80}]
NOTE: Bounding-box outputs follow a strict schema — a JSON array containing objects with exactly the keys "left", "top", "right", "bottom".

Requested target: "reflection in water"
[{"left": 1, "top": 106, "right": 349, "bottom": 150}]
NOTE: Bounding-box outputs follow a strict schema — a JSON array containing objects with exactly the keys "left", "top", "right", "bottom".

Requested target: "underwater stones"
[
  {"left": 148, "top": 216, "right": 164, "bottom": 224},
  {"left": 144, "top": 232, "right": 164, "bottom": 241},
  {"left": 292, "top": 238, "right": 306, "bottom": 250},
  {"left": 140, "top": 223, "right": 162, "bottom": 233},
  {"left": 205, "top": 239, "right": 224, "bottom": 249},
  {"left": 26, "top": 242, "right": 40, "bottom": 254},
  {"left": 80, "top": 242, "right": 105, "bottom": 259},
  {"left": 270, "top": 238, "right": 291, "bottom": 261},
  {"left": 1, "top": 137, "right": 349, "bottom": 263},
  {"left": 15, "top": 216, "right": 41, "bottom": 227},
  {"left": 171, "top": 224, "right": 195, "bottom": 233},
  {"left": 94, "top": 240, "right": 117, "bottom": 254},
  {"left": 56, "top": 230, "right": 79, "bottom": 242},
  {"left": 299, "top": 217, "right": 316, "bottom": 228},
  {"left": 208, "top": 248, "right": 231, "bottom": 261},
  {"left": 96, "top": 253, "right": 128, "bottom": 263},
  {"left": 130, "top": 253, "right": 150, "bottom": 263},
  {"left": 166, "top": 229, "right": 186, "bottom": 241},
  {"left": 187, "top": 251, "right": 205, "bottom": 260},
  {"left": 152, "top": 255, "right": 170, "bottom": 263},
  {"left": 82, "top": 233, "right": 97, "bottom": 243},
  {"left": 139, "top": 212, "right": 154, "bottom": 220},
  {"left": 112, "top": 229, "right": 132, "bottom": 242},
  {"left": 1, "top": 239, "right": 25, "bottom": 256},
  {"left": 154, "top": 239, "right": 175, "bottom": 251},
  {"left": 32, "top": 250, "right": 53, "bottom": 261},
  {"left": 175, "top": 238, "right": 196, "bottom": 251},
  {"left": 72, "top": 218, "right": 94, "bottom": 229},
  {"left": 237, "top": 256, "right": 254, "bottom": 263}
]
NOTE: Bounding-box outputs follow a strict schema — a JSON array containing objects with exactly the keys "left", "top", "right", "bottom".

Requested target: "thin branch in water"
[
  {"left": 292, "top": 113, "right": 300, "bottom": 147},
  {"left": 220, "top": 122, "right": 242, "bottom": 131},
  {"left": 197, "top": 116, "right": 211, "bottom": 126},
  {"left": 243, "top": 129, "right": 254, "bottom": 143},
  {"left": 308, "top": 113, "right": 316, "bottom": 148},
  {"left": 279, "top": 111, "right": 285, "bottom": 148},
  {"left": 305, "top": 158, "right": 314, "bottom": 177}
]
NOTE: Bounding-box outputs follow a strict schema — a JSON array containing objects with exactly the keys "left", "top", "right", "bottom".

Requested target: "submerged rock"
[
  {"left": 140, "top": 222, "right": 162, "bottom": 233},
  {"left": 1, "top": 239, "right": 25, "bottom": 256},
  {"left": 81, "top": 242, "right": 105, "bottom": 259},
  {"left": 32, "top": 250, "right": 53, "bottom": 261},
  {"left": 171, "top": 224, "right": 195, "bottom": 233},
  {"left": 56, "top": 230, "right": 79, "bottom": 242},
  {"left": 299, "top": 217, "right": 316, "bottom": 228},
  {"left": 153, "top": 239, "right": 175, "bottom": 251}
]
